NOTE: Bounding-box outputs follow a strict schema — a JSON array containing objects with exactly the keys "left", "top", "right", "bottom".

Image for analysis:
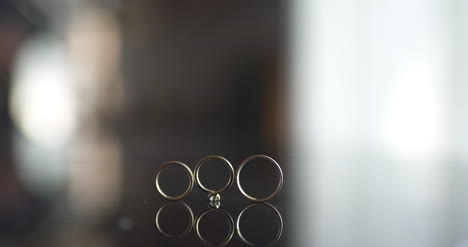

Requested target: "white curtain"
[{"left": 289, "top": 0, "right": 468, "bottom": 246}]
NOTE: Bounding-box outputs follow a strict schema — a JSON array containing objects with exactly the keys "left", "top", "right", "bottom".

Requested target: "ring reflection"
[
  {"left": 236, "top": 202, "right": 283, "bottom": 246},
  {"left": 155, "top": 201, "right": 194, "bottom": 238},
  {"left": 154, "top": 201, "right": 284, "bottom": 246},
  {"left": 195, "top": 208, "right": 235, "bottom": 247}
]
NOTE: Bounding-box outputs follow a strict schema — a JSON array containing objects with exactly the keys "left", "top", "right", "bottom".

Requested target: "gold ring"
[
  {"left": 194, "top": 155, "right": 235, "bottom": 195},
  {"left": 236, "top": 155, "right": 283, "bottom": 202},
  {"left": 155, "top": 161, "right": 194, "bottom": 200}
]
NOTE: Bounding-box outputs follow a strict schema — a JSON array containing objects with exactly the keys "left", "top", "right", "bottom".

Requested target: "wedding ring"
[
  {"left": 236, "top": 155, "right": 283, "bottom": 202},
  {"left": 155, "top": 161, "right": 194, "bottom": 200},
  {"left": 194, "top": 155, "right": 235, "bottom": 195}
]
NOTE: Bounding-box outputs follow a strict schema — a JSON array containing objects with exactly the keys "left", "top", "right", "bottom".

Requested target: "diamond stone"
[{"left": 208, "top": 193, "right": 221, "bottom": 209}]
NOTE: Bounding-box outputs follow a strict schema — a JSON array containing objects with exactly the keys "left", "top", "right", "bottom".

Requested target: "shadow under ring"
[
  {"left": 155, "top": 201, "right": 194, "bottom": 238},
  {"left": 236, "top": 202, "right": 284, "bottom": 246},
  {"left": 195, "top": 208, "right": 235, "bottom": 247}
]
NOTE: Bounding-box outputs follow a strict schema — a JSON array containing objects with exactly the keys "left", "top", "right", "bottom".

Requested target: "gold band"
[
  {"left": 236, "top": 155, "right": 283, "bottom": 202},
  {"left": 194, "top": 155, "right": 234, "bottom": 195},
  {"left": 155, "top": 161, "right": 194, "bottom": 200}
]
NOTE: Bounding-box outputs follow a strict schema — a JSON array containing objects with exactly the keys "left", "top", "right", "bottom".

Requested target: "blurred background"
[
  {"left": 0, "top": 0, "right": 285, "bottom": 246},
  {"left": 1, "top": 0, "right": 468, "bottom": 246}
]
